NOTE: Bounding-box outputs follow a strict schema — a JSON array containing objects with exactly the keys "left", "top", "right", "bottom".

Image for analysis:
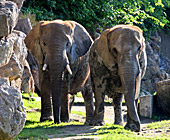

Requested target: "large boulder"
[
  {"left": 0, "top": 30, "right": 27, "bottom": 82},
  {"left": 0, "top": 78, "right": 26, "bottom": 140},
  {"left": 0, "top": 1, "right": 19, "bottom": 37},
  {"left": 156, "top": 79, "right": 170, "bottom": 114},
  {"left": 14, "top": 18, "right": 32, "bottom": 35},
  {"left": 7, "top": 0, "right": 25, "bottom": 10},
  {"left": 0, "top": 53, "right": 23, "bottom": 81},
  {"left": 0, "top": 34, "right": 14, "bottom": 67}
]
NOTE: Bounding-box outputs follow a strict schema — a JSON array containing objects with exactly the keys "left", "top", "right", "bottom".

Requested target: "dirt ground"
[{"left": 48, "top": 97, "right": 170, "bottom": 140}]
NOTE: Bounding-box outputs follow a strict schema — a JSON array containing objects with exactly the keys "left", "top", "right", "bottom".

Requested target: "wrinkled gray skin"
[
  {"left": 89, "top": 25, "right": 147, "bottom": 132},
  {"left": 25, "top": 20, "right": 94, "bottom": 124}
]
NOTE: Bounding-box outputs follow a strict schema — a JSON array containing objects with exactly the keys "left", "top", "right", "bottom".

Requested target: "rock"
[
  {"left": 139, "top": 89, "right": 152, "bottom": 97},
  {"left": 0, "top": 14, "right": 9, "bottom": 37},
  {"left": 0, "top": 30, "right": 27, "bottom": 82},
  {"left": 12, "top": 30, "right": 27, "bottom": 67},
  {"left": 11, "top": 78, "right": 22, "bottom": 90},
  {"left": 158, "top": 30, "right": 170, "bottom": 59},
  {"left": 0, "top": 53, "right": 23, "bottom": 81},
  {"left": 7, "top": 0, "right": 25, "bottom": 10},
  {"left": 14, "top": 18, "right": 32, "bottom": 35},
  {"left": 156, "top": 79, "right": 170, "bottom": 114},
  {"left": 0, "top": 35, "right": 14, "bottom": 67},
  {"left": 139, "top": 94, "right": 153, "bottom": 118},
  {"left": 139, "top": 89, "right": 153, "bottom": 118},
  {"left": 21, "top": 60, "right": 35, "bottom": 94},
  {"left": 141, "top": 31, "right": 170, "bottom": 93},
  {"left": 0, "top": 1, "right": 19, "bottom": 37},
  {"left": 0, "top": 78, "right": 26, "bottom": 140},
  {"left": 160, "top": 54, "right": 170, "bottom": 75}
]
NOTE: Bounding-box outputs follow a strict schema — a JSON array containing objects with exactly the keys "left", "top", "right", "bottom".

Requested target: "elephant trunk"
[
  {"left": 118, "top": 54, "right": 141, "bottom": 131},
  {"left": 48, "top": 46, "right": 68, "bottom": 124}
]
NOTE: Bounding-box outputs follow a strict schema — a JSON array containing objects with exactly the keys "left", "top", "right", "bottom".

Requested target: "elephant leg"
[
  {"left": 124, "top": 94, "right": 140, "bottom": 132},
  {"left": 82, "top": 77, "right": 94, "bottom": 125},
  {"left": 60, "top": 89, "right": 70, "bottom": 122},
  {"left": 112, "top": 93, "right": 124, "bottom": 125},
  {"left": 40, "top": 72, "right": 53, "bottom": 122},
  {"left": 90, "top": 77, "right": 106, "bottom": 126},
  {"left": 69, "top": 94, "right": 75, "bottom": 112}
]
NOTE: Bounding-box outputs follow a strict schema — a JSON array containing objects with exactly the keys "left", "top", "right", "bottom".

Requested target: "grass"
[
  {"left": 75, "top": 92, "right": 83, "bottom": 98},
  {"left": 71, "top": 110, "right": 86, "bottom": 117},
  {"left": 147, "top": 120, "right": 170, "bottom": 129},
  {"left": 96, "top": 123, "right": 170, "bottom": 140},
  {"left": 15, "top": 93, "right": 85, "bottom": 140},
  {"left": 15, "top": 93, "right": 170, "bottom": 140}
]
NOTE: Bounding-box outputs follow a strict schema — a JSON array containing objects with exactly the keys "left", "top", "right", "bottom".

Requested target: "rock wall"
[
  {"left": 158, "top": 30, "right": 170, "bottom": 59},
  {"left": 0, "top": 0, "right": 27, "bottom": 139},
  {"left": 0, "top": 1, "right": 19, "bottom": 37},
  {"left": 0, "top": 78, "right": 26, "bottom": 140},
  {"left": 156, "top": 79, "right": 170, "bottom": 114},
  {"left": 141, "top": 32, "right": 170, "bottom": 93}
]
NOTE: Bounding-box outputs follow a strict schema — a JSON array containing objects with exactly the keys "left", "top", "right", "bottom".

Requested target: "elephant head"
[
  {"left": 107, "top": 25, "right": 146, "bottom": 96},
  {"left": 92, "top": 25, "right": 147, "bottom": 131},
  {"left": 25, "top": 20, "right": 93, "bottom": 123}
]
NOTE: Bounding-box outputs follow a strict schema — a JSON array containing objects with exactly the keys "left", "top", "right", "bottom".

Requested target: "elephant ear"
[
  {"left": 68, "top": 21, "right": 93, "bottom": 64},
  {"left": 24, "top": 21, "right": 44, "bottom": 66},
  {"left": 93, "top": 29, "right": 116, "bottom": 71}
]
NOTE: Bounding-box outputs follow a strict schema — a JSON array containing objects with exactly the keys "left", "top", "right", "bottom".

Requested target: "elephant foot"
[
  {"left": 40, "top": 116, "right": 53, "bottom": 122},
  {"left": 114, "top": 121, "right": 124, "bottom": 126},
  {"left": 84, "top": 119, "right": 92, "bottom": 125},
  {"left": 61, "top": 118, "right": 70, "bottom": 123},
  {"left": 124, "top": 120, "right": 140, "bottom": 132},
  {"left": 89, "top": 119, "right": 105, "bottom": 126},
  {"left": 60, "top": 114, "right": 70, "bottom": 123}
]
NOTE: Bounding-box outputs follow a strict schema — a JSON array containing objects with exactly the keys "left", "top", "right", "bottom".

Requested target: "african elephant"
[
  {"left": 89, "top": 25, "right": 147, "bottom": 132},
  {"left": 24, "top": 20, "right": 94, "bottom": 124}
]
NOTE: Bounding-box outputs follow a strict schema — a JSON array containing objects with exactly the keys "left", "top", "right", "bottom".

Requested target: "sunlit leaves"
[{"left": 21, "top": 0, "right": 170, "bottom": 39}]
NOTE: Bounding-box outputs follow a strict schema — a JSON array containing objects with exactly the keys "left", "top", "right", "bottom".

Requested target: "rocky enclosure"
[
  {"left": 0, "top": 0, "right": 27, "bottom": 139},
  {"left": 0, "top": 0, "right": 170, "bottom": 139}
]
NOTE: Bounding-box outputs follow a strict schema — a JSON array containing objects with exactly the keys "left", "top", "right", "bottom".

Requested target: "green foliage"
[
  {"left": 21, "top": 0, "right": 170, "bottom": 39},
  {"left": 21, "top": 0, "right": 56, "bottom": 21}
]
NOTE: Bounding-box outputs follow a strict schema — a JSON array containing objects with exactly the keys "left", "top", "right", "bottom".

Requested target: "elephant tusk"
[
  {"left": 66, "top": 64, "right": 72, "bottom": 75},
  {"left": 42, "top": 64, "right": 47, "bottom": 71}
]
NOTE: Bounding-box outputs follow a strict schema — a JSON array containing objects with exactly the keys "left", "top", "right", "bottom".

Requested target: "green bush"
[{"left": 21, "top": 0, "right": 170, "bottom": 39}]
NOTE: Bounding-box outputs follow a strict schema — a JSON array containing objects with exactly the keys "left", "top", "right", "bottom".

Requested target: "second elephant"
[
  {"left": 89, "top": 25, "right": 147, "bottom": 132},
  {"left": 25, "top": 20, "right": 94, "bottom": 124}
]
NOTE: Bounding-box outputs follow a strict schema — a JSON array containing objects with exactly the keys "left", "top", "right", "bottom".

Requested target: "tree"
[{"left": 21, "top": 0, "right": 170, "bottom": 39}]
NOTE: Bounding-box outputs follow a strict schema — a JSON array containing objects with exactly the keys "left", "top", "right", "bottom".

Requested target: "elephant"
[
  {"left": 89, "top": 25, "right": 147, "bottom": 132},
  {"left": 24, "top": 20, "right": 94, "bottom": 124}
]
